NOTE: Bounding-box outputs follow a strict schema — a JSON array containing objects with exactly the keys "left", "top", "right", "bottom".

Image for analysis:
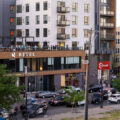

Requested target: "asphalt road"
[{"left": 16, "top": 100, "right": 112, "bottom": 120}]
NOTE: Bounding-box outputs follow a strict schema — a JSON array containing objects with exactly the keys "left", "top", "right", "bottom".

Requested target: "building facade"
[
  {"left": 114, "top": 27, "right": 120, "bottom": 74},
  {"left": 93, "top": 0, "right": 116, "bottom": 85},
  {"left": 16, "top": 0, "right": 95, "bottom": 53},
  {"left": 0, "top": 0, "right": 16, "bottom": 46}
]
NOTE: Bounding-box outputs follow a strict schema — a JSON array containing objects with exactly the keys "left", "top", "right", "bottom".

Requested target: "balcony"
[
  {"left": 57, "top": 34, "right": 70, "bottom": 40},
  {"left": 57, "top": 20, "right": 70, "bottom": 26},
  {"left": 100, "top": 22, "right": 114, "bottom": 28},
  {"left": 100, "top": 11, "right": 114, "bottom": 16},
  {"left": 100, "top": 34, "right": 115, "bottom": 41},
  {"left": 57, "top": 7, "right": 70, "bottom": 13},
  {"left": 96, "top": 49, "right": 115, "bottom": 55}
]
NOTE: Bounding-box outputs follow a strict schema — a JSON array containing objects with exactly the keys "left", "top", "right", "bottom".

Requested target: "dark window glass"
[
  {"left": 43, "top": 2, "right": 48, "bottom": 10},
  {"left": 36, "top": 29, "right": 40, "bottom": 37},
  {"left": 26, "top": 4, "right": 29, "bottom": 12},
  {"left": 26, "top": 29, "right": 29, "bottom": 37},
  {"left": 43, "top": 28, "right": 47, "bottom": 37},
  {"left": 17, "top": 5, "right": 22, "bottom": 13},
  {"left": 36, "top": 3, "right": 40, "bottom": 11}
]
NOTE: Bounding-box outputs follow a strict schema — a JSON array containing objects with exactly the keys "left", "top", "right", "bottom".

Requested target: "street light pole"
[
  {"left": 24, "top": 66, "right": 28, "bottom": 120},
  {"left": 84, "top": 29, "right": 92, "bottom": 120}
]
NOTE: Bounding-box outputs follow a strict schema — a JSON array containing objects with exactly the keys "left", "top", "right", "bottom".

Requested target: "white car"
[
  {"left": 108, "top": 94, "right": 120, "bottom": 103},
  {"left": 77, "top": 99, "right": 85, "bottom": 106},
  {"left": 69, "top": 86, "right": 81, "bottom": 92}
]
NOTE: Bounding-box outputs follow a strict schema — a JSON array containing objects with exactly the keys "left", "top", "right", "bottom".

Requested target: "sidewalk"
[{"left": 30, "top": 104, "right": 120, "bottom": 120}]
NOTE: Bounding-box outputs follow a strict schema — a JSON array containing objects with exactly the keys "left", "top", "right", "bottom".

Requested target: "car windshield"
[{"left": 27, "top": 104, "right": 38, "bottom": 110}]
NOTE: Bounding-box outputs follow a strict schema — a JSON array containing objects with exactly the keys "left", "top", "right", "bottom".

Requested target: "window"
[
  {"left": 57, "top": 1, "right": 65, "bottom": 7},
  {"left": 17, "top": 29, "right": 22, "bottom": 37},
  {"left": 43, "top": 1, "right": 48, "bottom": 10},
  {"left": 36, "top": 15, "right": 40, "bottom": 24},
  {"left": 26, "top": 4, "right": 29, "bottom": 12},
  {"left": 26, "top": 29, "right": 29, "bottom": 37},
  {"left": 84, "top": 29, "right": 89, "bottom": 38},
  {"left": 10, "top": 29, "right": 14, "bottom": 37},
  {"left": 10, "top": 5, "right": 14, "bottom": 13},
  {"left": 17, "top": 17, "right": 22, "bottom": 25},
  {"left": 25, "top": 16, "right": 29, "bottom": 25},
  {"left": 72, "top": 3, "right": 78, "bottom": 12},
  {"left": 10, "top": 17, "right": 15, "bottom": 25},
  {"left": 36, "top": 3, "right": 40, "bottom": 11},
  {"left": 84, "top": 4, "right": 90, "bottom": 13},
  {"left": 36, "top": 29, "right": 40, "bottom": 37},
  {"left": 57, "top": 28, "right": 65, "bottom": 34},
  {"left": 43, "top": 28, "right": 48, "bottom": 37},
  {"left": 72, "top": 16, "right": 77, "bottom": 25},
  {"left": 43, "top": 15, "right": 48, "bottom": 24},
  {"left": 17, "top": 5, "right": 22, "bottom": 13},
  {"left": 72, "top": 29, "right": 77, "bottom": 37},
  {"left": 48, "top": 58, "right": 54, "bottom": 65},
  {"left": 84, "top": 16, "right": 89, "bottom": 25}
]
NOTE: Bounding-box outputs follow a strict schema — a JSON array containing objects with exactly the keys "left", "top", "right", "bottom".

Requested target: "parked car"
[
  {"left": 22, "top": 103, "right": 47, "bottom": 118},
  {"left": 49, "top": 96, "right": 65, "bottom": 106},
  {"left": 0, "top": 108, "right": 9, "bottom": 119},
  {"left": 91, "top": 93, "right": 102, "bottom": 104},
  {"left": 58, "top": 86, "right": 81, "bottom": 94},
  {"left": 35, "top": 91, "right": 56, "bottom": 98},
  {"left": 108, "top": 94, "right": 120, "bottom": 104},
  {"left": 88, "top": 84, "right": 101, "bottom": 93},
  {"left": 77, "top": 99, "right": 85, "bottom": 106}
]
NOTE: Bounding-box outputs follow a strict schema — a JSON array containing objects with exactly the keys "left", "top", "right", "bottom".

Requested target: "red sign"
[{"left": 97, "top": 61, "right": 110, "bottom": 70}]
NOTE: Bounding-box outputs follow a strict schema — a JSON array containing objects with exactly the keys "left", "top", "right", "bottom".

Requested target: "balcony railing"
[
  {"left": 100, "top": 34, "right": 115, "bottom": 40},
  {"left": 96, "top": 49, "right": 115, "bottom": 55},
  {"left": 57, "top": 20, "right": 70, "bottom": 26},
  {"left": 57, "top": 7, "right": 70, "bottom": 13},
  {"left": 100, "top": 22, "right": 114, "bottom": 28},
  {"left": 100, "top": 11, "right": 114, "bottom": 16},
  {"left": 57, "top": 34, "right": 70, "bottom": 40}
]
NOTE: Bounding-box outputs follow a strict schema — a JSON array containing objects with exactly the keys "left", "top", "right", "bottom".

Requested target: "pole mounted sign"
[{"left": 97, "top": 61, "right": 110, "bottom": 70}]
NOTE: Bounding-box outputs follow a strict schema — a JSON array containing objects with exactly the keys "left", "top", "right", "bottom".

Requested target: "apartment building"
[
  {"left": 16, "top": 0, "right": 95, "bottom": 53},
  {"left": 114, "top": 27, "right": 120, "bottom": 74},
  {"left": 0, "top": 0, "right": 116, "bottom": 91},
  {"left": 94, "top": 0, "right": 116, "bottom": 85},
  {"left": 0, "top": 0, "right": 16, "bottom": 46}
]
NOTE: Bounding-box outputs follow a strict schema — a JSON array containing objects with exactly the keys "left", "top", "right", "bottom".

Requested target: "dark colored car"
[
  {"left": 35, "top": 91, "right": 56, "bottom": 98},
  {"left": 49, "top": 96, "right": 65, "bottom": 106},
  {"left": 89, "top": 84, "right": 101, "bottom": 93},
  {"left": 22, "top": 104, "right": 47, "bottom": 118},
  {"left": 91, "top": 93, "right": 102, "bottom": 104}
]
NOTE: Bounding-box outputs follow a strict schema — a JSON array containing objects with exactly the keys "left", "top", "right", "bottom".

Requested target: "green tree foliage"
[
  {"left": 0, "top": 64, "right": 23, "bottom": 110},
  {"left": 64, "top": 86, "right": 84, "bottom": 110},
  {"left": 113, "top": 78, "right": 120, "bottom": 92}
]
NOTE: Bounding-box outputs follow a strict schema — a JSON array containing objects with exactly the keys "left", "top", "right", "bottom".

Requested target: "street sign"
[
  {"left": 82, "top": 60, "right": 89, "bottom": 64},
  {"left": 97, "top": 61, "right": 110, "bottom": 70}
]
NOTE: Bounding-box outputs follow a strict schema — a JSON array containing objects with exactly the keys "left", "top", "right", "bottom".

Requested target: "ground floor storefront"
[{"left": 18, "top": 72, "right": 85, "bottom": 92}]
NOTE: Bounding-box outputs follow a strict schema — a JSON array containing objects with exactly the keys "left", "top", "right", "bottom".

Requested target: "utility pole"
[{"left": 84, "top": 29, "right": 92, "bottom": 120}]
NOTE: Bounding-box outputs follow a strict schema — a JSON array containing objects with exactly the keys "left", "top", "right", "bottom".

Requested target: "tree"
[
  {"left": 112, "top": 77, "right": 120, "bottom": 92},
  {"left": 0, "top": 64, "right": 23, "bottom": 110},
  {"left": 64, "top": 86, "right": 84, "bottom": 111}
]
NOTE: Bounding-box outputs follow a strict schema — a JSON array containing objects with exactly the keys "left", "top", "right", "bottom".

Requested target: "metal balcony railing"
[
  {"left": 100, "top": 11, "right": 114, "bottom": 16},
  {"left": 57, "top": 7, "right": 70, "bottom": 13},
  {"left": 57, "top": 20, "right": 70, "bottom": 26},
  {"left": 100, "top": 22, "right": 114, "bottom": 28},
  {"left": 100, "top": 34, "right": 115, "bottom": 40},
  {"left": 57, "top": 34, "right": 70, "bottom": 40}
]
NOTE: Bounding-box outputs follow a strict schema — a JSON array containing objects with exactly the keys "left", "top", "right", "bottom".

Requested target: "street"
[{"left": 16, "top": 101, "right": 120, "bottom": 120}]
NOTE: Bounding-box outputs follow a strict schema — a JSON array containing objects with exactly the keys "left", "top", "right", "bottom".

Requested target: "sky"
[{"left": 117, "top": 0, "right": 120, "bottom": 27}]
